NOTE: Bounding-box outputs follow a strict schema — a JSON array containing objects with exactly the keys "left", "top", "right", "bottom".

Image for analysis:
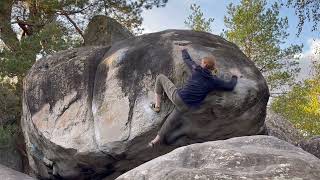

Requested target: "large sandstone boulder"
[
  {"left": 22, "top": 30, "right": 269, "bottom": 179},
  {"left": 84, "top": 15, "right": 133, "bottom": 46},
  {"left": 0, "top": 164, "right": 35, "bottom": 180},
  {"left": 117, "top": 136, "right": 320, "bottom": 180}
]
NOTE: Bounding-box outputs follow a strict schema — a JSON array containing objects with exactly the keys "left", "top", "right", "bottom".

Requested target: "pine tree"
[
  {"left": 224, "top": 0, "right": 302, "bottom": 90},
  {"left": 184, "top": 3, "right": 214, "bottom": 32}
]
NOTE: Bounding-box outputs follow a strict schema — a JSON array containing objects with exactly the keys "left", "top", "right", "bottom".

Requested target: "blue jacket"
[{"left": 178, "top": 49, "right": 238, "bottom": 108}]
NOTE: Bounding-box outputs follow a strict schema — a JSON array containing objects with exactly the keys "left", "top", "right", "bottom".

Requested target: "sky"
[{"left": 141, "top": 0, "right": 319, "bottom": 81}]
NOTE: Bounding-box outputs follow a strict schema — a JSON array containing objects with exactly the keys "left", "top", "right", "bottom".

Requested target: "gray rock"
[
  {"left": 117, "top": 136, "right": 320, "bottom": 180},
  {"left": 22, "top": 30, "right": 269, "bottom": 179},
  {"left": 0, "top": 144, "right": 23, "bottom": 173},
  {"left": 84, "top": 15, "right": 133, "bottom": 46},
  {"left": 0, "top": 164, "right": 35, "bottom": 180},
  {"left": 300, "top": 136, "right": 320, "bottom": 159},
  {"left": 265, "top": 110, "right": 320, "bottom": 160},
  {"left": 265, "top": 109, "right": 304, "bottom": 146}
]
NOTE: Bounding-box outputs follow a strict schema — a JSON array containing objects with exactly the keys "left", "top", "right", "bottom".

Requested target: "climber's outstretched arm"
[{"left": 181, "top": 49, "right": 198, "bottom": 70}]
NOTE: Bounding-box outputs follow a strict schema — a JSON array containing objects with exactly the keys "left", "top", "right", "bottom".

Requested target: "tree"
[
  {"left": 0, "top": 0, "right": 168, "bottom": 90},
  {"left": 0, "top": 0, "right": 170, "bottom": 96},
  {"left": 0, "top": 0, "right": 168, "bottom": 141},
  {"left": 271, "top": 43, "right": 320, "bottom": 136},
  {"left": 185, "top": 3, "right": 214, "bottom": 32},
  {"left": 271, "top": 74, "right": 320, "bottom": 136},
  {"left": 283, "top": 0, "right": 320, "bottom": 35},
  {"left": 224, "top": 0, "right": 302, "bottom": 91}
]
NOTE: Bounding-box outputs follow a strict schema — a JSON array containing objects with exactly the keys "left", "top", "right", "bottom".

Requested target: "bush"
[
  {"left": 0, "top": 124, "right": 17, "bottom": 148},
  {"left": 0, "top": 81, "right": 21, "bottom": 125},
  {"left": 271, "top": 78, "right": 320, "bottom": 137}
]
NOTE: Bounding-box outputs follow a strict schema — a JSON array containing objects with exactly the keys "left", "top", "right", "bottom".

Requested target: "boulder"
[
  {"left": 0, "top": 164, "right": 35, "bottom": 180},
  {"left": 300, "top": 136, "right": 320, "bottom": 159},
  {"left": 117, "top": 136, "right": 320, "bottom": 180},
  {"left": 0, "top": 141, "right": 23, "bottom": 173},
  {"left": 22, "top": 30, "right": 269, "bottom": 179},
  {"left": 84, "top": 15, "right": 133, "bottom": 46},
  {"left": 265, "top": 109, "right": 304, "bottom": 146}
]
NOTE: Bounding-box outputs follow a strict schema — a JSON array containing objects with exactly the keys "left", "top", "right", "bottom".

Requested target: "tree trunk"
[{"left": 0, "top": 0, "right": 19, "bottom": 51}]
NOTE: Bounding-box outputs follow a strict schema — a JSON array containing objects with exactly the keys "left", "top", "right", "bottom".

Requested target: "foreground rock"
[
  {"left": 117, "top": 136, "right": 320, "bottom": 180},
  {"left": 0, "top": 164, "right": 35, "bottom": 180},
  {"left": 22, "top": 30, "right": 269, "bottom": 179}
]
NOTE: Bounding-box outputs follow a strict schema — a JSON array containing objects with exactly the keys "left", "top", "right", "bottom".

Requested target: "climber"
[{"left": 148, "top": 46, "right": 241, "bottom": 147}]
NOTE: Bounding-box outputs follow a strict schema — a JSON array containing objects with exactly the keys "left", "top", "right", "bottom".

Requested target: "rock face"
[
  {"left": 22, "top": 30, "right": 269, "bottom": 179},
  {"left": 265, "top": 109, "right": 304, "bottom": 146},
  {"left": 0, "top": 143, "right": 23, "bottom": 172},
  {"left": 84, "top": 15, "right": 133, "bottom": 46},
  {"left": 300, "top": 136, "right": 320, "bottom": 159},
  {"left": 117, "top": 136, "right": 320, "bottom": 180},
  {"left": 0, "top": 164, "right": 35, "bottom": 180}
]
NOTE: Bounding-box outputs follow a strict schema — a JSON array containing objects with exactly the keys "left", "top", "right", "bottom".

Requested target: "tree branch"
[
  {"left": 0, "top": 0, "right": 19, "bottom": 51},
  {"left": 60, "top": 12, "right": 84, "bottom": 39}
]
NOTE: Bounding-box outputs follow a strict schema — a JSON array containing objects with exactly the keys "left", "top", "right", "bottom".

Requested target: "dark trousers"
[{"left": 155, "top": 74, "right": 189, "bottom": 142}]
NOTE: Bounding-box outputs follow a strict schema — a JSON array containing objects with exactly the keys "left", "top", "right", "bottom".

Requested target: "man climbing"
[{"left": 148, "top": 47, "right": 241, "bottom": 147}]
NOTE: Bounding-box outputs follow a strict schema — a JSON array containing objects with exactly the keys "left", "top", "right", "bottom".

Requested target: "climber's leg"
[
  {"left": 148, "top": 74, "right": 189, "bottom": 147},
  {"left": 149, "top": 108, "right": 185, "bottom": 147},
  {"left": 153, "top": 74, "right": 187, "bottom": 112},
  {"left": 158, "top": 108, "right": 183, "bottom": 142}
]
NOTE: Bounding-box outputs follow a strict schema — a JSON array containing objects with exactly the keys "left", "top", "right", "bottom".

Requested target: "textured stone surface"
[
  {"left": 117, "top": 136, "right": 320, "bottom": 180},
  {"left": 300, "top": 136, "right": 320, "bottom": 159},
  {"left": 0, "top": 164, "right": 35, "bottom": 180},
  {"left": 84, "top": 15, "right": 133, "bottom": 46},
  {"left": 0, "top": 145, "right": 23, "bottom": 172},
  {"left": 22, "top": 30, "right": 269, "bottom": 179},
  {"left": 265, "top": 109, "right": 304, "bottom": 146}
]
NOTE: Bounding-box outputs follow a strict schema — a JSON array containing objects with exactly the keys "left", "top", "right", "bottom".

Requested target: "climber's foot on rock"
[
  {"left": 150, "top": 103, "right": 160, "bottom": 113},
  {"left": 148, "top": 135, "right": 161, "bottom": 148}
]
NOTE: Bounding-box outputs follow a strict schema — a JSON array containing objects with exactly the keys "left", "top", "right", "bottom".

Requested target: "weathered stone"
[
  {"left": 84, "top": 15, "right": 133, "bottom": 46},
  {"left": 0, "top": 164, "right": 35, "bottom": 180},
  {"left": 117, "top": 136, "right": 320, "bottom": 180},
  {"left": 0, "top": 143, "right": 23, "bottom": 173},
  {"left": 265, "top": 109, "right": 304, "bottom": 146},
  {"left": 300, "top": 136, "right": 320, "bottom": 159},
  {"left": 22, "top": 30, "right": 269, "bottom": 179}
]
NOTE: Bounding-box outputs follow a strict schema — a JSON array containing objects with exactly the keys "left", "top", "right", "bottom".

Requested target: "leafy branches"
[
  {"left": 284, "top": 0, "right": 320, "bottom": 35},
  {"left": 185, "top": 3, "right": 214, "bottom": 32},
  {"left": 224, "top": 0, "right": 302, "bottom": 90}
]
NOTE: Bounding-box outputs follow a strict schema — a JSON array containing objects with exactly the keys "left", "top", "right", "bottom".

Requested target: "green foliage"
[
  {"left": 0, "top": 81, "right": 20, "bottom": 125},
  {"left": 0, "top": 22, "right": 76, "bottom": 79},
  {"left": 271, "top": 76, "right": 320, "bottom": 136},
  {"left": 0, "top": 124, "right": 17, "bottom": 148},
  {"left": 185, "top": 3, "right": 214, "bottom": 32},
  {"left": 283, "top": 0, "right": 320, "bottom": 35},
  {"left": 224, "top": 0, "right": 302, "bottom": 90},
  {"left": 0, "top": 0, "right": 168, "bottom": 80}
]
